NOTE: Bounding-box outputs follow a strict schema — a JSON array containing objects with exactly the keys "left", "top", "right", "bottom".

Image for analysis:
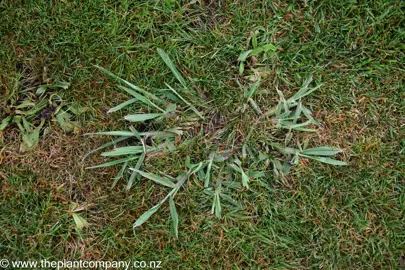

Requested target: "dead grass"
[{"left": 1, "top": 127, "right": 117, "bottom": 199}]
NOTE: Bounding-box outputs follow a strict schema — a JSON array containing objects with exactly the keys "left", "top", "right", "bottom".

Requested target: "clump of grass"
[
  {"left": 0, "top": 75, "right": 87, "bottom": 151},
  {"left": 87, "top": 47, "right": 346, "bottom": 237}
]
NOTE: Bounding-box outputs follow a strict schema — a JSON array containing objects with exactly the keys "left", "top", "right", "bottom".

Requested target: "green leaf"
[
  {"left": 252, "top": 34, "right": 258, "bottom": 49},
  {"left": 241, "top": 170, "right": 250, "bottom": 188},
  {"left": 248, "top": 98, "right": 262, "bottom": 115},
  {"left": 101, "top": 146, "right": 145, "bottom": 156},
  {"left": 108, "top": 98, "right": 137, "bottom": 113},
  {"left": 95, "top": 65, "right": 163, "bottom": 103},
  {"left": 133, "top": 190, "right": 174, "bottom": 228},
  {"left": 67, "top": 104, "right": 89, "bottom": 115},
  {"left": 124, "top": 113, "right": 162, "bottom": 122},
  {"left": 301, "top": 155, "right": 347, "bottom": 166},
  {"left": 187, "top": 162, "right": 204, "bottom": 176},
  {"left": 138, "top": 130, "right": 181, "bottom": 137},
  {"left": 212, "top": 192, "right": 221, "bottom": 218},
  {"left": 126, "top": 153, "right": 145, "bottom": 191},
  {"left": 301, "top": 147, "right": 343, "bottom": 156},
  {"left": 204, "top": 156, "right": 214, "bottom": 188},
  {"left": 118, "top": 86, "right": 165, "bottom": 113},
  {"left": 247, "top": 79, "right": 260, "bottom": 98},
  {"left": 280, "top": 120, "right": 314, "bottom": 131},
  {"left": 112, "top": 161, "right": 128, "bottom": 188},
  {"left": 19, "top": 119, "right": 45, "bottom": 152},
  {"left": 239, "top": 62, "right": 245, "bottom": 74},
  {"left": 133, "top": 200, "right": 164, "bottom": 228},
  {"left": 126, "top": 169, "right": 138, "bottom": 192},
  {"left": 262, "top": 43, "right": 277, "bottom": 52},
  {"left": 238, "top": 49, "right": 253, "bottom": 62},
  {"left": 53, "top": 81, "right": 70, "bottom": 90},
  {"left": 169, "top": 196, "right": 179, "bottom": 239},
  {"left": 16, "top": 100, "right": 36, "bottom": 109},
  {"left": 0, "top": 115, "right": 12, "bottom": 131},
  {"left": 87, "top": 131, "right": 139, "bottom": 137},
  {"left": 56, "top": 110, "right": 80, "bottom": 132},
  {"left": 24, "top": 99, "right": 48, "bottom": 116},
  {"left": 229, "top": 163, "right": 250, "bottom": 188},
  {"left": 165, "top": 83, "right": 204, "bottom": 120},
  {"left": 72, "top": 213, "right": 89, "bottom": 230},
  {"left": 131, "top": 169, "right": 176, "bottom": 188},
  {"left": 36, "top": 85, "right": 48, "bottom": 96},
  {"left": 165, "top": 103, "right": 177, "bottom": 113},
  {"left": 250, "top": 47, "right": 264, "bottom": 56},
  {"left": 288, "top": 76, "right": 322, "bottom": 103},
  {"left": 157, "top": 48, "right": 187, "bottom": 89},
  {"left": 83, "top": 136, "right": 129, "bottom": 160}
]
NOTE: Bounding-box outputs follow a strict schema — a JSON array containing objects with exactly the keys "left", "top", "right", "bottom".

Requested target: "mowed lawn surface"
[{"left": 1, "top": 1, "right": 404, "bottom": 268}]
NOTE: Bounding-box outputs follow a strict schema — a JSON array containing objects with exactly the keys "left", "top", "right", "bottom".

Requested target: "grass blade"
[
  {"left": 212, "top": 192, "right": 221, "bottom": 218},
  {"left": 118, "top": 86, "right": 165, "bottom": 113},
  {"left": 101, "top": 146, "right": 145, "bottom": 156},
  {"left": 87, "top": 131, "right": 139, "bottom": 137},
  {"left": 108, "top": 98, "right": 137, "bottom": 113},
  {"left": 82, "top": 137, "right": 129, "bottom": 160},
  {"left": 301, "top": 155, "right": 347, "bottom": 166},
  {"left": 131, "top": 169, "right": 176, "bottom": 188},
  {"left": 205, "top": 156, "right": 214, "bottom": 187},
  {"left": 72, "top": 213, "right": 89, "bottom": 229},
  {"left": 165, "top": 83, "right": 204, "bottom": 120},
  {"left": 238, "top": 49, "right": 253, "bottom": 62},
  {"left": 301, "top": 147, "right": 343, "bottom": 156},
  {"left": 95, "top": 65, "right": 163, "bottom": 103},
  {"left": 157, "top": 48, "right": 187, "bottom": 89},
  {"left": 124, "top": 113, "right": 162, "bottom": 122},
  {"left": 262, "top": 43, "right": 277, "bottom": 52},
  {"left": 0, "top": 115, "right": 12, "bottom": 131},
  {"left": 169, "top": 196, "right": 179, "bottom": 238},
  {"left": 112, "top": 161, "right": 129, "bottom": 187},
  {"left": 241, "top": 170, "right": 250, "bottom": 189},
  {"left": 126, "top": 153, "right": 145, "bottom": 191},
  {"left": 133, "top": 198, "right": 166, "bottom": 228},
  {"left": 133, "top": 188, "right": 176, "bottom": 228}
]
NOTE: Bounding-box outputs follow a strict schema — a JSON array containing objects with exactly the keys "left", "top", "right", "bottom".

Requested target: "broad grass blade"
[
  {"left": 108, "top": 98, "right": 137, "bottom": 113},
  {"left": 83, "top": 137, "right": 129, "bottom": 160},
  {"left": 169, "top": 196, "right": 179, "bottom": 238},
  {"left": 165, "top": 83, "right": 204, "bottom": 120},
  {"left": 133, "top": 200, "right": 164, "bottom": 228},
  {"left": 102, "top": 146, "right": 145, "bottom": 156},
  {"left": 157, "top": 48, "right": 187, "bottom": 89},
  {"left": 118, "top": 86, "right": 165, "bottom": 112},
  {"left": 301, "top": 147, "right": 343, "bottom": 156},
  {"left": 238, "top": 50, "right": 253, "bottom": 62},
  {"left": 88, "top": 131, "right": 139, "bottom": 137},
  {"left": 124, "top": 113, "right": 162, "bottom": 122},
  {"left": 95, "top": 65, "right": 162, "bottom": 103},
  {"left": 301, "top": 155, "right": 347, "bottom": 166},
  {"left": 131, "top": 169, "right": 176, "bottom": 188},
  {"left": 126, "top": 153, "right": 145, "bottom": 191},
  {"left": 112, "top": 161, "right": 129, "bottom": 187},
  {"left": 72, "top": 213, "right": 89, "bottom": 229}
]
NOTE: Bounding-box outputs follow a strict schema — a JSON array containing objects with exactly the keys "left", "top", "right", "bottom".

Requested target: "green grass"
[{"left": 1, "top": 0, "right": 405, "bottom": 268}]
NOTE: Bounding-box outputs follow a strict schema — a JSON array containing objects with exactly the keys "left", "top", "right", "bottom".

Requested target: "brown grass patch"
[{"left": 1, "top": 127, "right": 117, "bottom": 200}]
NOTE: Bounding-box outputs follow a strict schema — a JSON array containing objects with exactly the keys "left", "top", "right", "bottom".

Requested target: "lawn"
[{"left": 1, "top": 0, "right": 404, "bottom": 269}]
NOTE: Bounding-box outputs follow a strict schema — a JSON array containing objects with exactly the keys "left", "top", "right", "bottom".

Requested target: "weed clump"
[{"left": 87, "top": 47, "right": 346, "bottom": 237}]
